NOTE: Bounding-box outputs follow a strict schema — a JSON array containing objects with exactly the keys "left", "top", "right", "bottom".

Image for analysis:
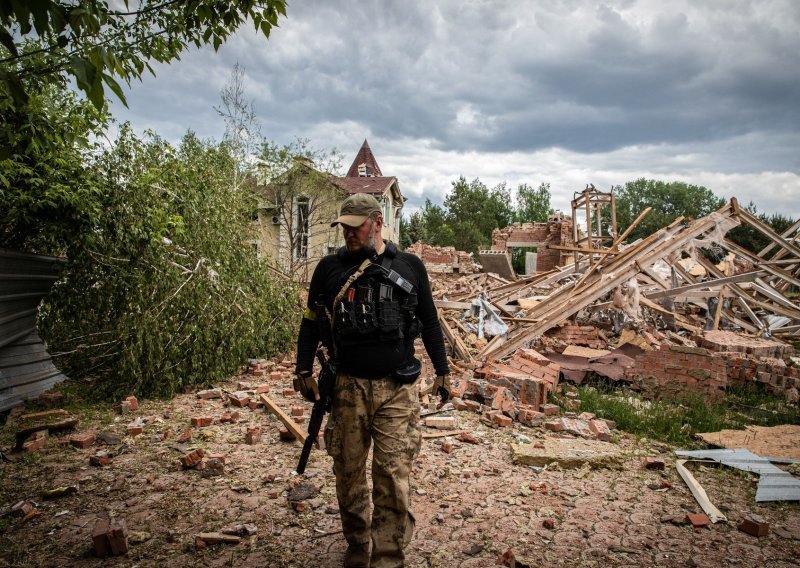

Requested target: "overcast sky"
[{"left": 111, "top": 0, "right": 800, "bottom": 219}]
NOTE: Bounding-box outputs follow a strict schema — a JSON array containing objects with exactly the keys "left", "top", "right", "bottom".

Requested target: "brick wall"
[
  {"left": 699, "top": 330, "right": 794, "bottom": 359},
  {"left": 723, "top": 352, "right": 800, "bottom": 396},
  {"left": 549, "top": 325, "right": 605, "bottom": 349},
  {"left": 624, "top": 344, "right": 728, "bottom": 399},
  {"left": 405, "top": 242, "right": 479, "bottom": 274},
  {"left": 490, "top": 218, "right": 574, "bottom": 272}
]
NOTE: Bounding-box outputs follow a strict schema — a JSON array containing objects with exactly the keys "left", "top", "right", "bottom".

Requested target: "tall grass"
[{"left": 571, "top": 381, "right": 800, "bottom": 447}]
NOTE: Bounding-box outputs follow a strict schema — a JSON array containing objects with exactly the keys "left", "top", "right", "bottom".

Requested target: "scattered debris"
[{"left": 676, "top": 448, "right": 800, "bottom": 502}]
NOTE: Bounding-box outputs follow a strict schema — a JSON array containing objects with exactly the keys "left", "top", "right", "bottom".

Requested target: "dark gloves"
[
  {"left": 432, "top": 374, "right": 452, "bottom": 403},
  {"left": 293, "top": 372, "right": 319, "bottom": 402}
]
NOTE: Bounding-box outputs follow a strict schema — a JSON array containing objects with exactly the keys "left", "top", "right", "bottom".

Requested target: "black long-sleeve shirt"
[{"left": 295, "top": 243, "right": 449, "bottom": 378}]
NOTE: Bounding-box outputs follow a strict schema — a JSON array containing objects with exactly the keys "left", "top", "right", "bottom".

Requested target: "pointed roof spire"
[{"left": 346, "top": 139, "right": 383, "bottom": 178}]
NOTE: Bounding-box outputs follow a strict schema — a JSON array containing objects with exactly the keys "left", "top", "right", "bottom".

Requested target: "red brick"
[
  {"left": 290, "top": 406, "right": 304, "bottom": 417},
  {"left": 686, "top": 513, "right": 710, "bottom": 528},
  {"left": 179, "top": 448, "right": 205, "bottom": 468},
  {"left": 70, "top": 432, "right": 95, "bottom": 449},
  {"left": 207, "top": 453, "right": 228, "bottom": 464},
  {"left": 544, "top": 420, "right": 563, "bottom": 432},
  {"left": 463, "top": 400, "right": 481, "bottom": 412},
  {"left": 229, "top": 393, "right": 249, "bottom": 407},
  {"left": 282, "top": 388, "right": 296, "bottom": 397},
  {"left": 644, "top": 456, "right": 665, "bottom": 470},
  {"left": 270, "top": 371, "right": 282, "bottom": 380},
  {"left": 190, "top": 416, "right": 212, "bottom": 427},
  {"left": 255, "top": 384, "right": 270, "bottom": 394},
  {"left": 92, "top": 518, "right": 112, "bottom": 558},
  {"left": 108, "top": 520, "right": 129, "bottom": 555},
  {"left": 441, "top": 441, "right": 453, "bottom": 453},
  {"left": 279, "top": 427, "right": 296, "bottom": 442},
  {"left": 589, "top": 419, "right": 612, "bottom": 441},
  {"left": 90, "top": 452, "right": 111, "bottom": 467},
  {"left": 459, "top": 432, "right": 480, "bottom": 445},
  {"left": 541, "top": 403, "right": 560, "bottom": 416},
  {"left": 245, "top": 427, "right": 261, "bottom": 445},
  {"left": 247, "top": 400, "right": 258, "bottom": 410},
  {"left": 492, "top": 413, "right": 513, "bottom": 427},
  {"left": 125, "top": 396, "right": 139, "bottom": 411},
  {"left": 22, "top": 430, "right": 48, "bottom": 452},
  {"left": 177, "top": 429, "right": 193, "bottom": 443},
  {"left": 126, "top": 425, "right": 143, "bottom": 437},
  {"left": 738, "top": 514, "right": 769, "bottom": 537}
]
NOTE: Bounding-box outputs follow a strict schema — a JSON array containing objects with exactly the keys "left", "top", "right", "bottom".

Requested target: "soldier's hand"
[
  {"left": 293, "top": 372, "right": 320, "bottom": 402},
  {"left": 432, "top": 374, "right": 451, "bottom": 403}
]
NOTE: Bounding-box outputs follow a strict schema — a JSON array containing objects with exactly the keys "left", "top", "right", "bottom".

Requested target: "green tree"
[
  {"left": 1, "top": 1, "right": 287, "bottom": 251},
  {"left": 612, "top": 178, "right": 725, "bottom": 242},
  {"left": 39, "top": 126, "right": 299, "bottom": 399},
  {"left": 399, "top": 210, "right": 426, "bottom": 249},
  {"left": 515, "top": 182, "right": 552, "bottom": 223},
  {"left": 419, "top": 198, "right": 453, "bottom": 247},
  {"left": 0, "top": 77, "right": 107, "bottom": 252},
  {"left": 443, "top": 176, "right": 513, "bottom": 254}
]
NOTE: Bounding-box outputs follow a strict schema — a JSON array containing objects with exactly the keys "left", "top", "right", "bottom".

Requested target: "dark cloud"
[{"left": 110, "top": 0, "right": 800, "bottom": 217}]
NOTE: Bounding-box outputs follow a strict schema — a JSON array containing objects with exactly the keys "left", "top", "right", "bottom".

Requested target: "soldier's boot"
[{"left": 344, "top": 542, "right": 370, "bottom": 568}]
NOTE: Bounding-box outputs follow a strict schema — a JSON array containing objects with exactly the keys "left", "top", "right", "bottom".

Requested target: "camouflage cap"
[{"left": 330, "top": 193, "right": 382, "bottom": 227}]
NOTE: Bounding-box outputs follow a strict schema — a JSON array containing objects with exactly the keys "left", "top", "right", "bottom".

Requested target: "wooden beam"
[
  {"left": 712, "top": 286, "right": 725, "bottom": 330},
  {"left": 259, "top": 393, "right": 306, "bottom": 443},
  {"left": 758, "top": 218, "right": 800, "bottom": 257},
  {"left": 642, "top": 270, "right": 766, "bottom": 300},
  {"left": 547, "top": 244, "right": 619, "bottom": 255},
  {"left": 737, "top": 206, "right": 800, "bottom": 259}
]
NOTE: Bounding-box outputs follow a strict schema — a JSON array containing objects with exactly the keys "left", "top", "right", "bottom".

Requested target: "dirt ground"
[{"left": 1, "top": 368, "right": 799, "bottom": 568}]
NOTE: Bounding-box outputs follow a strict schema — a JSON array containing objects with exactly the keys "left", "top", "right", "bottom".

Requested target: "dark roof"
[
  {"left": 333, "top": 176, "right": 396, "bottom": 196},
  {"left": 346, "top": 139, "right": 383, "bottom": 177}
]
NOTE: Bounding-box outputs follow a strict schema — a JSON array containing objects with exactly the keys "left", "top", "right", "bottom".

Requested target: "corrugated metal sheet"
[
  {"left": 0, "top": 248, "right": 68, "bottom": 411},
  {"left": 676, "top": 448, "right": 800, "bottom": 502}
]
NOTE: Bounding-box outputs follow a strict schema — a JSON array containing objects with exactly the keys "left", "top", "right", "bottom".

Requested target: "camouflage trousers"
[{"left": 324, "top": 372, "right": 421, "bottom": 568}]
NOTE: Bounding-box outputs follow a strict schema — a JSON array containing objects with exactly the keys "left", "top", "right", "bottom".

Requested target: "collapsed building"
[{"left": 411, "top": 190, "right": 799, "bottom": 429}]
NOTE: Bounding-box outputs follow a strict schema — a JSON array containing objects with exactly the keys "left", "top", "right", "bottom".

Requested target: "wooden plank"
[
  {"left": 720, "top": 238, "right": 800, "bottom": 288},
  {"left": 422, "top": 429, "right": 465, "bottom": 439},
  {"left": 259, "top": 393, "right": 306, "bottom": 443},
  {"left": 547, "top": 244, "right": 620, "bottom": 255},
  {"left": 737, "top": 206, "right": 800, "bottom": 259},
  {"left": 675, "top": 460, "right": 727, "bottom": 523},
  {"left": 642, "top": 270, "right": 766, "bottom": 300},
  {"left": 572, "top": 207, "right": 653, "bottom": 292},
  {"left": 757, "top": 218, "right": 800, "bottom": 257},
  {"left": 712, "top": 286, "right": 725, "bottom": 330},
  {"left": 486, "top": 203, "right": 738, "bottom": 360},
  {"left": 639, "top": 297, "right": 702, "bottom": 333}
]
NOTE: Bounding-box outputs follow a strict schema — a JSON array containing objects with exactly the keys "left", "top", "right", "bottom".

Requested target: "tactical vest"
[{"left": 331, "top": 246, "right": 420, "bottom": 350}]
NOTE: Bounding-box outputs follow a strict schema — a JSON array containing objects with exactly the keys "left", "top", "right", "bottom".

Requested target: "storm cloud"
[{"left": 112, "top": 0, "right": 800, "bottom": 217}]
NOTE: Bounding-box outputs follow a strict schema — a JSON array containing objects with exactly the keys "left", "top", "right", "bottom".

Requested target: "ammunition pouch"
[{"left": 392, "top": 357, "right": 421, "bottom": 384}]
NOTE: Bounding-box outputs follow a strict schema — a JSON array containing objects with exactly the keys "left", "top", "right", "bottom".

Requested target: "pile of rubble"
[
  {"left": 405, "top": 242, "right": 481, "bottom": 274},
  {"left": 425, "top": 197, "right": 800, "bottom": 423}
]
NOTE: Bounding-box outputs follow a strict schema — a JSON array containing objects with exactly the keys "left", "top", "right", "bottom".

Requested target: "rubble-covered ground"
[{"left": 1, "top": 363, "right": 799, "bottom": 568}]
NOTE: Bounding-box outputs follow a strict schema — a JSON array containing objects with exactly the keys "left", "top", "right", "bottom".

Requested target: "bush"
[{"left": 39, "top": 127, "right": 299, "bottom": 399}]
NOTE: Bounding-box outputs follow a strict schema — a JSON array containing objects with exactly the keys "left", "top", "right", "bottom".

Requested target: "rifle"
[{"left": 296, "top": 349, "right": 336, "bottom": 474}]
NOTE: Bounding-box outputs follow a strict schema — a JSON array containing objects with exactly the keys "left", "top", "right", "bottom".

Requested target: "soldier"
[{"left": 295, "top": 193, "right": 451, "bottom": 568}]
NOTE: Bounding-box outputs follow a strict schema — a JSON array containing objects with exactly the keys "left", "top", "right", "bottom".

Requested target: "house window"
[
  {"left": 358, "top": 164, "right": 367, "bottom": 177},
  {"left": 294, "top": 196, "right": 310, "bottom": 260},
  {"left": 383, "top": 197, "right": 391, "bottom": 226}
]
